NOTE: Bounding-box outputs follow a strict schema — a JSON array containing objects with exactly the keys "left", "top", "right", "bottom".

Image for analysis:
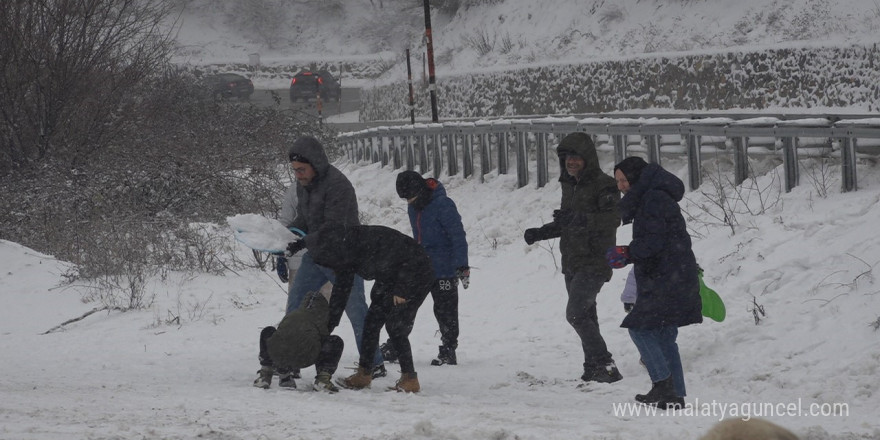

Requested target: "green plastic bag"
[{"left": 698, "top": 270, "right": 725, "bottom": 322}]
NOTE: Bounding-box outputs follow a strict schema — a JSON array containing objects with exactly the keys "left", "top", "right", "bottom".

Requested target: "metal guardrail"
[{"left": 338, "top": 116, "right": 880, "bottom": 192}]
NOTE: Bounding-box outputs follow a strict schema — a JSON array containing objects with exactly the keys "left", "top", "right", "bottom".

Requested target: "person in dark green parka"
[
  {"left": 253, "top": 291, "right": 343, "bottom": 392},
  {"left": 523, "top": 132, "right": 623, "bottom": 383}
]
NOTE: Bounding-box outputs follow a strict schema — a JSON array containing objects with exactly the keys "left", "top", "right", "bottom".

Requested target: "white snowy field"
[{"left": 2, "top": 151, "right": 880, "bottom": 440}]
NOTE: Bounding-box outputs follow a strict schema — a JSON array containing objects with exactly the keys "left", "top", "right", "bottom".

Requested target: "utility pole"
[
  {"left": 422, "top": 0, "right": 439, "bottom": 122},
  {"left": 406, "top": 48, "right": 416, "bottom": 124}
]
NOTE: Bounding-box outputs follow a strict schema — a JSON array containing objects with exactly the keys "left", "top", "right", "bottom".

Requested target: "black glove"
[
  {"left": 624, "top": 303, "right": 634, "bottom": 313},
  {"left": 524, "top": 228, "right": 540, "bottom": 245},
  {"left": 553, "top": 209, "right": 574, "bottom": 225},
  {"left": 456, "top": 266, "right": 470, "bottom": 289},
  {"left": 286, "top": 239, "right": 306, "bottom": 257},
  {"left": 276, "top": 256, "right": 289, "bottom": 283}
]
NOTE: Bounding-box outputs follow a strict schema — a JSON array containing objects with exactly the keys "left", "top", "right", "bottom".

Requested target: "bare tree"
[{"left": 0, "top": 0, "right": 178, "bottom": 172}]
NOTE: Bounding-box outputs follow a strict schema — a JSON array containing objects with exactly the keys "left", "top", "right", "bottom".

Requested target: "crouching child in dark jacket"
[{"left": 253, "top": 290, "right": 343, "bottom": 393}]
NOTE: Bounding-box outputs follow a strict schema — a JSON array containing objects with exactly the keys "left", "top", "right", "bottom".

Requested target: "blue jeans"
[
  {"left": 628, "top": 326, "right": 686, "bottom": 397},
  {"left": 287, "top": 252, "right": 383, "bottom": 366}
]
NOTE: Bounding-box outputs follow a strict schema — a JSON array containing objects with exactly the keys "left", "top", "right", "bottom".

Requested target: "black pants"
[
  {"left": 359, "top": 278, "right": 432, "bottom": 374},
  {"left": 431, "top": 277, "right": 459, "bottom": 348},
  {"left": 258, "top": 326, "right": 344, "bottom": 374},
  {"left": 564, "top": 271, "right": 613, "bottom": 369}
]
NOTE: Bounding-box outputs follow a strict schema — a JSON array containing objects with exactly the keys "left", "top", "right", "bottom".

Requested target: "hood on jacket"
[
  {"left": 287, "top": 136, "right": 331, "bottom": 180},
  {"left": 618, "top": 162, "right": 685, "bottom": 224},
  {"left": 614, "top": 156, "right": 649, "bottom": 187},
  {"left": 556, "top": 132, "right": 602, "bottom": 182}
]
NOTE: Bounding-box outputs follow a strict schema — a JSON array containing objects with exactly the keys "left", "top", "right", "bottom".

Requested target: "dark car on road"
[
  {"left": 289, "top": 70, "right": 342, "bottom": 102},
  {"left": 206, "top": 73, "right": 254, "bottom": 99}
]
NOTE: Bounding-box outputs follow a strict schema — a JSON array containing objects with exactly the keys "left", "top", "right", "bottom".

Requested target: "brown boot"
[
  {"left": 337, "top": 366, "right": 372, "bottom": 390},
  {"left": 392, "top": 372, "right": 420, "bottom": 393}
]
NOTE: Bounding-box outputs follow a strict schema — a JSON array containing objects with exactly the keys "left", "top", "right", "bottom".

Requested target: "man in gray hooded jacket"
[{"left": 278, "top": 136, "right": 384, "bottom": 377}]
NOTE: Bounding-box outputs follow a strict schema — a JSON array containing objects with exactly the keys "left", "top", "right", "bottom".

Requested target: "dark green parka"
[
  {"left": 531, "top": 133, "right": 620, "bottom": 279},
  {"left": 266, "top": 291, "right": 330, "bottom": 370}
]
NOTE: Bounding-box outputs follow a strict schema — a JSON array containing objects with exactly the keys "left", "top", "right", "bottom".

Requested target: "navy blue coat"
[
  {"left": 619, "top": 163, "right": 702, "bottom": 329},
  {"left": 406, "top": 179, "right": 468, "bottom": 279}
]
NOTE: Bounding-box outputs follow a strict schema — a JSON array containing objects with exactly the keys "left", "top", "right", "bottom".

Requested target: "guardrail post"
[
  {"left": 379, "top": 130, "right": 390, "bottom": 167},
  {"left": 432, "top": 133, "right": 442, "bottom": 178},
  {"left": 732, "top": 136, "right": 748, "bottom": 186},
  {"left": 841, "top": 136, "right": 857, "bottom": 192},
  {"left": 646, "top": 134, "right": 661, "bottom": 165},
  {"left": 515, "top": 126, "right": 528, "bottom": 188},
  {"left": 781, "top": 136, "right": 799, "bottom": 192},
  {"left": 363, "top": 136, "right": 369, "bottom": 163},
  {"left": 612, "top": 134, "right": 626, "bottom": 163},
  {"left": 498, "top": 131, "right": 510, "bottom": 175},
  {"left": 686, "top": 133, "right": 701, "bottom": 191},
  {"left": 391, "top": 134, "right": 401, "bottom": 169},
  {"left": 403, "top": 133, "right": 414, "bottom": 170},
  {"left": 536, "top": 132, "right": 549, "bottom": 188},
  {"left": 462, "top": 129, "right": 474, "bottom": 179},
  {"left": 418, "top": 134, "right": 429, "bottom": 175},
  {"left": 480, "top": 132, "right": 491, "bottom": 182},
  {"left": 446, "top": 131, "right": 458, "bottom": 176}
]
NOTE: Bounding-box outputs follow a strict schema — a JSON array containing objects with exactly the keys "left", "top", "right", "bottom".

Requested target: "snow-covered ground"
[
  {"left": 3, "top": 1, "right": 879, "bottom": 439},
  {"left": 3, "top": 152, "right": 880, "bottom": 439}
]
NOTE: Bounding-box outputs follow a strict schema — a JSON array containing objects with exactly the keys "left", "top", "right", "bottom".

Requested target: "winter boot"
[
  {"left": 278, "top": 370, "right": 297, "bottom": 389},
  {"left": 391, "top": 372, "right": 420, "bottom": 393},
  {"left": 581, "top": 361, "right": 623, "bottom": 383},
  {"left": 380, "top": 340, "right": 399, "bottom": 363},
  {"left": 372, "top": 364, "right": 388, "bottom": 379},
  {"left": 336, "top": 366, "right": 372, "bottom": 390},
  {"left": 313, "top": 371, "right": 340, "bottom": 393},
  {"left": 253, "top": 366, "right": 273, "bottom": 389},
  {"left": 635, "top": 377, "right": 684, "bottom": 409},
  {"left": 430, "top": 345, "right": 457, "bottom": 366}
]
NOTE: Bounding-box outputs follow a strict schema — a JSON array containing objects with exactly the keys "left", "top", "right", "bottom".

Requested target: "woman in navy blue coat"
[{"left": 607, "top": 157, "right": 702, "bottom": 409}]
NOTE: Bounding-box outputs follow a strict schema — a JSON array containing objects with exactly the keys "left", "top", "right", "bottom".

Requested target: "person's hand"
[
  {"left": 553, "top": 209, "right": 574, "bottom": 225},
  {"left": 286, "top": 239, "right": 306, "bottom": 257},
  {"left": 275, "top": 256, "right": 289, "bottom": 283},
  {"left": 524, "top": 228, "right": 540, "bottom": 245},
  {"left": 624, "top": 302, "right": 634, "bottom": 313},
  {"left": 456, "top": 266, "right": 470, "bottom": 289},
  {"left": 605, "top": 245, "right": 631, "bottom": 269},
  {"left": 393, "top": 295, "right": 407, "bottom": 305}
]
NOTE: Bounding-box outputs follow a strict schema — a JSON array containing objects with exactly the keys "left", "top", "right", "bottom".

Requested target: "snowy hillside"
[{"left": 173, "top": 0, "right": 880, "bottom": 85}]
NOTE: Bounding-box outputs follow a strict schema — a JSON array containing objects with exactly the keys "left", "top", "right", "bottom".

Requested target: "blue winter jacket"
[
  {"left": 406, "top": 179, "right": 469, "bottom": 279},
  {"left": 619, "top": 163, "right": 702, "bottom": 329}
]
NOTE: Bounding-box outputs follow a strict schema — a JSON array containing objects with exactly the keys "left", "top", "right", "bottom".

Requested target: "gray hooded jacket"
[{"left": 287, "top": 137, "right": 360, "bottom": 234}]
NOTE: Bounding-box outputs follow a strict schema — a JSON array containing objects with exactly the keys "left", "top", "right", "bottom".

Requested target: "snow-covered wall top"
[{"left": 359, "top": 44, "right": 880, "bottom": 121}]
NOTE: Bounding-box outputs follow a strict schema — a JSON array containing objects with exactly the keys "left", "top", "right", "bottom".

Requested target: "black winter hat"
[
  {"left": 396, "top": 171, "right": 428, "bottom": 199},
  {"left": 614, "top": 156, "right": 649, "bottom": 186}
]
